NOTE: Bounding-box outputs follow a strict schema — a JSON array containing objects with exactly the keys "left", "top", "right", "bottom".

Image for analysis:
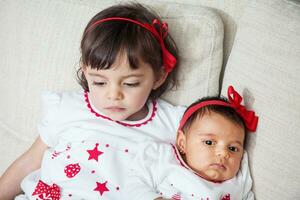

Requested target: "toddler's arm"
[
  {"left": 0, "top": 136, "right": 48, "bottom": 200},
  {"left": 126, "top": 142, "right": 165, "bottom": 200}
]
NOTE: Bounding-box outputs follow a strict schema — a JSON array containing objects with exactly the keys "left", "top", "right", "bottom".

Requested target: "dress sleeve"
[
  {"left": 125, "top": 142, "right": 163, "bottom": 200},
  {"left": 241, "top": 152, "right": 255, "bottom": 200},
  {"left": 37, "top": 91, "right": 62, "bottom": 147}
]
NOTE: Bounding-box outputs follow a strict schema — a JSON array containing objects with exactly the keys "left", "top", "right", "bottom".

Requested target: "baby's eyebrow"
[
  {"left": 197, "top": 133, "right": 216, "bottom": 137},
  {"left": 231, "top": 141, "right": 243, "bottom": 147}
]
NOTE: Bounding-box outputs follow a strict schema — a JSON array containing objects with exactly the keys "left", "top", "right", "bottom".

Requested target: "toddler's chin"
[{"left": 104, "top": 112, "right": 128, "bottom": 121}]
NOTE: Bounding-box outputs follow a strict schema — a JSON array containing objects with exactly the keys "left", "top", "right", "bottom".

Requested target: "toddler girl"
[
  {"left": 127, "top": 86, "right": 258, "bottom": 200},
  {"left": 0, "top": 3, "right": 185, "bottom": 199}
]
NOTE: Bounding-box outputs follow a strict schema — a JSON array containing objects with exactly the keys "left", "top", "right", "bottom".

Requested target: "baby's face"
[{"left": 177, "top": 111, "right": 245, "bottom": 182}]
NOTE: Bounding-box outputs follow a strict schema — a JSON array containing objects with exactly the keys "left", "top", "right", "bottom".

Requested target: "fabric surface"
[
  {"left": 136, "top": 1, "right": 224, "bottom": 106},
  {"left": 127, "top": 142, "right": 253, "bottom": 200},
  {"left": 18, "top": 91, "right": 185, "bottom": 199},
  {"left": 221, "top": 0, "right": 300, "bottom": 199},
  {"left": 0, "top": 0, "right": 223, "bottom": 174}
]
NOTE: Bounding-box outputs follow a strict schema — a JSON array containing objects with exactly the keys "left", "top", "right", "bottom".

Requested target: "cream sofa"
[{"left": 0, "top": 0, "right": 299, "bottom": 199}]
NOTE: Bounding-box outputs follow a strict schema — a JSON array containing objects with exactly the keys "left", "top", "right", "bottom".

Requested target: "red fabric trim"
[{"left": 84, "top": 91, "right": 157, "bottom": 127}]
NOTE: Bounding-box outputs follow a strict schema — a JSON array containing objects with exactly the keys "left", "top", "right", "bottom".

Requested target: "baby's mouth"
[{"left": 210, "top": 163, "right": 226, "bottom": 170}]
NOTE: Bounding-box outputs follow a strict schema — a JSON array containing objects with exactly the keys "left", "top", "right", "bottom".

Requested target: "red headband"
[
  {"left": 86, "top": 17, "right": 177, "bottom": 73},
  {"left": 178, "top": 86, "right": 259, "bottom": 132}
]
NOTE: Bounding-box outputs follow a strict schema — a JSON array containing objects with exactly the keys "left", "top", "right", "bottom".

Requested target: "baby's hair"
[
  {"left": 77, "top": 3, "right": 179, "bottom": 99},
  {"left": 181, "top": 96, "right": 246, "bottom": 135}
]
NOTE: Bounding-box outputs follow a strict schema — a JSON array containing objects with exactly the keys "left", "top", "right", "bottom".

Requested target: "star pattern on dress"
[
  {"left": 94, "top": 181, "right": 109, "bottom": 196},
  {"left": 87, "top": 143, "right": 103, "bottom": 161}
]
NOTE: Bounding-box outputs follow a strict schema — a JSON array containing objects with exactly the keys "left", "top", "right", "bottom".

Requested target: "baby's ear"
[
  {"left": 153, "top": 68, "right": 168, "bottom": 90},
  {"left": 176, "top": 129, "right": 186, "bottom": 154}
]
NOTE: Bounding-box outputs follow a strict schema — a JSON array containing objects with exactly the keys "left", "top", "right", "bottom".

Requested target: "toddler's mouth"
[{"left": 105, "top": 106, "right": 126, "bottom": 112}]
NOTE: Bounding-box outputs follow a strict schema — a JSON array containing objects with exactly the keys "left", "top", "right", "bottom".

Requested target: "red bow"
[
  {"left": 227, "top": 86, "right": 258, "bottom": 132},
  {"left": 87, "top": 17, "right": 177, "bottom": 73},
  {"left": 144, "top": 19, "right": 177, "bottom": 73},
  {"left": 32, "top": 180, "right": 60, "bottom": 200}
]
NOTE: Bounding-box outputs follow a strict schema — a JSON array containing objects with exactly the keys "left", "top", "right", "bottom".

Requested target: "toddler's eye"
[
  {"left": 124, "top": 82, "right": 140, "bottom": 87},
  {"left": 93, "top": 81, "right": 106, "bottom": 86},
  {"left": 228, "top": 146, "right": 238, "bottom": 152},
  {"left": 203, "top": 140, "right": 214, "bottom": 146}
]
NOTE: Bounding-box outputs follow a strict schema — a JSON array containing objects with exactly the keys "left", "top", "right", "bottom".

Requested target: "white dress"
[
  {"left": 126, "top": 142, "right": 254, "bottom": 200},
  {"left": 16, "top": 90, "right": 185, "bottom": 200}
]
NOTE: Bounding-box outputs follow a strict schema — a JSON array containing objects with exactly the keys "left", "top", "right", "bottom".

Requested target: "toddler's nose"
[{"left": 107, "top": 86, "right": 123, "bottom": 100}]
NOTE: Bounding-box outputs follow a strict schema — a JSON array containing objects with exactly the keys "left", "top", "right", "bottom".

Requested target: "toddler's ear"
[
  {"left": 176, "top": 130, "right": 186, "bottom": 154},
  {"left": 81, "top": 65, "right": 88, "bottom": 72},
  {"left": 153, "top": 69, "right": 168, "bottom": 90}
]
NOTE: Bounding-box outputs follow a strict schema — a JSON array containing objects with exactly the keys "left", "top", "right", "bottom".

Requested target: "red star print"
[
  {"left": 94, "top": 181, "right": 109, "bottom": 196},
  {"left": 87, "top": 143, "right": 103, "bottom": 161}
]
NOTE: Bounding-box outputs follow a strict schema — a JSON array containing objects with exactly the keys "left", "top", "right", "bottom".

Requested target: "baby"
[{"left": 126, "top": 86, "right": 258, "bottom": 200}]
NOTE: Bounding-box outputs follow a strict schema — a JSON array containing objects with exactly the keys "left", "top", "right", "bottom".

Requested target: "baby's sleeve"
[
  {"left": 240, "top": 152, "right": 255, "bottom": 200},
  {"left": 37, "top": 91, "right": 62, "bottom": 147}
]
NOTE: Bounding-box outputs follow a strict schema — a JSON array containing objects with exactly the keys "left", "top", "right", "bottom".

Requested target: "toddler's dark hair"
[
  {"left": 181, "top": 96, "right": 246, "bottom": 135},
  {"left": 77, "top": 3, "right": 179, "bottom": 99}
]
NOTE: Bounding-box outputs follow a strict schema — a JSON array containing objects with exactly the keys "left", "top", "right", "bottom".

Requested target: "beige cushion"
[
  {"left": 221, "top": 0, "right": 300, "bottom": 199},
  {"left": 145, "top": 1, "right": 224, "bottom": 106},
  {"left": 0, "top": 1, "right": 223, "bottom": 174}
]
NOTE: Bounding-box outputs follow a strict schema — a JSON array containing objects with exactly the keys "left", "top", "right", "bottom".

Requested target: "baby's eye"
[
  {"left": 203, "top": 140, "right": 214, "bottom": 146},
  {"left": 93, "top": 81, "right": 106, "bottom": 86},
  {"left": 228, "top": 146, "right": 238, "bottom": 152},
  {"left": 124, "top": 82, "right": 140, "bottom": 87}
]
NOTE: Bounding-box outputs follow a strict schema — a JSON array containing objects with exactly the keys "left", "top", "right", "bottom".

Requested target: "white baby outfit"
[
  {"left": 127, "top": 142, "right": 254, "bottom": 200},
  {"left": 16, "top": 90, "right": 185, "bottom": 200}
]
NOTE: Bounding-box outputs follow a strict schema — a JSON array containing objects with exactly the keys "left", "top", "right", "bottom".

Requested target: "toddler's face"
[
  {"left": 83, "top": 52, "right": 164, "bottom": 121},
  {"left": 177, "top": 111, "right": 245, "bottom": 182}
]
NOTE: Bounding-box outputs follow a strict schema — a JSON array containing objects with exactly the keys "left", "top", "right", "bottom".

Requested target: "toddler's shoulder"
[
  {"left": 41, "top": 90, "right": 84, "bottom": 106},
  {"left": 39, "top": 90, "right": 85, "bottom": 121},
  {"left": 156, "top": 98, "right": 186, "bottom": 115}
]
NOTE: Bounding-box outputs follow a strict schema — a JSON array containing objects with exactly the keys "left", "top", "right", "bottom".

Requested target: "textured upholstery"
[{"left": 221, "top": 0, "right": 300, "bottom": 199}]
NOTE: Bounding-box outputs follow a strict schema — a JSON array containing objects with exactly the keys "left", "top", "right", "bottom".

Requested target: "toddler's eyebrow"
[
  {"left": 88, "top": 73, "right": 105, "bottom": 78},
  {"left": 87, "top": 72, "right": 145, "bottom": 79},
  {"left": 122, "top": 74, "right": 144, "bottom": 78}
]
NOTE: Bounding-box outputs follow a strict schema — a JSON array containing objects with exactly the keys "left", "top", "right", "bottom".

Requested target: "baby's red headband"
[
  {"left": 178, "top": 86, "right": 259, "bottom": 132},
  {"left": 86, "top": 17, "right": 177, "bottom": 73}
]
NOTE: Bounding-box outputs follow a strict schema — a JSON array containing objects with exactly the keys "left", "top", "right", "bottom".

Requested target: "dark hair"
[
  {"left": 181, "top": 96, "right": 246, "bottom": 135},
  {"left": 77, "top": 3, "right": 179, "bottom": 99}
]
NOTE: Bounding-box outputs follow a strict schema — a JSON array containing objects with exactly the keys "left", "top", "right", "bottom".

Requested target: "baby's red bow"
[{"left": 227, "top": 86, "right": 258, "bottom": 132}]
